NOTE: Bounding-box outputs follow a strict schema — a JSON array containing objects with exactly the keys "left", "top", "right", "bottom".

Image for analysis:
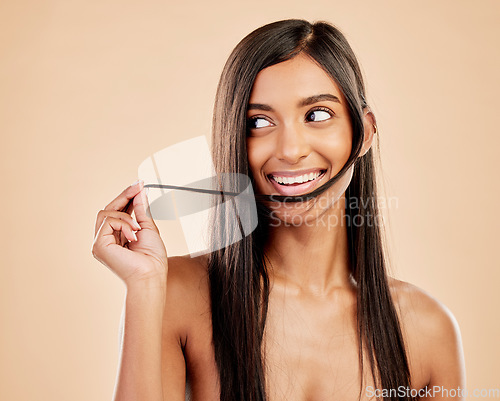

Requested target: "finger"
[
  {"left": 133, "top": 187, "right": 158, "bottom": 230},
  {"left": 104, "top": 180, "right": 144, "bottom": 213},
  {"left": 123, "top": 196, "right": 135, "bottom": 214},
  {"left": 92, "top": 217, "right": 136, "bottom": 268},
  {"left": 94, "top": 216, "right": 138, "bottom": 250},
  {"left": 95, "top": 209, "right": 142, "bottom": 238}
]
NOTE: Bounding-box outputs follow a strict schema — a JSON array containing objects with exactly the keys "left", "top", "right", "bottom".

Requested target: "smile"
[{"left": 267, "top": 169, "right": 327, "bottom": 196}]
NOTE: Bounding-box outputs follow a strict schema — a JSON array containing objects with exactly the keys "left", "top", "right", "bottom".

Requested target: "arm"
[
  {"left": 92, "top": 182, "right": 186, "bottom": 401},
  {"left": 112, "top": 265, "right": 189, "bottom": 401},
  {"left": 112, "top": 281, "right": 167, "bottom": 401}
]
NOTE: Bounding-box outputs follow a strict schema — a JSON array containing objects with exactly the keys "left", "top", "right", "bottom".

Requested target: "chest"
[
  {"left": 262, "top": 290, "right": 374, "bottom": 401},
  {"left": 185, "top": 290, "right": 428, "bottom": 401}
]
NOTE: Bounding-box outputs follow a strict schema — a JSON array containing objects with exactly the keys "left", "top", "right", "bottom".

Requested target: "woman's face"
[{"left": 246, "top": 53, "right": 355, "bottom": 222}]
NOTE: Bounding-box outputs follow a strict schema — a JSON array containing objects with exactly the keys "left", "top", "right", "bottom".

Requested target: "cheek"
[
  {"left": 246, "top": 138, "right": 271, "bottom": 193},
  {"left": 313, "top": 129, "right": 352, "bottom": 172},
  {"left": 246, "top": 138, "right": 268, "bottom": 176}
]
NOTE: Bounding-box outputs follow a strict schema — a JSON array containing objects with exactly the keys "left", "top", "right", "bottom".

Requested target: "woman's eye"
[
  {"left": 248, "top": 117, "right": 271, "bottom": 129},
  {"left": 306, "top": 109, "right": 332, "bottom": 122}
]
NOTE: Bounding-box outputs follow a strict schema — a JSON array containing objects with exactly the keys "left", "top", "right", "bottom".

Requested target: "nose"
[{"left": 274, "top": 122, "right": 312, "bottom": 164}]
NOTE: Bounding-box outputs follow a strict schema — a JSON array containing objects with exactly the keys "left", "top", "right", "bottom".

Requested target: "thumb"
[{"left": 133, "top": 187, "right": 158, "bottom": 230}]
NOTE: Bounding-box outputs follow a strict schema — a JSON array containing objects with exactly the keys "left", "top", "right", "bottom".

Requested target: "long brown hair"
[{"left": 207, "top": 19, "right": 412, "bottom": 401}]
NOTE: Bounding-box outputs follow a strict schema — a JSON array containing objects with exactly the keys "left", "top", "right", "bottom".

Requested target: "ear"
[{"left": 358, "top": 109, "right": 377, "bottom": 158}]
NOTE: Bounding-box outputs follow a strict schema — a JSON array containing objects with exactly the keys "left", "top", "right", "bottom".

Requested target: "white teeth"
[{"left": 271, "top": 171, "right": 323, "bottom": 185}]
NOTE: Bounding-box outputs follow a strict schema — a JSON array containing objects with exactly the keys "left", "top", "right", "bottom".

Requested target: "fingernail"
[
  {"left": 132, "top": 231, "right": 138, "bottom": 241},
  {"left": 131, "top": 179, "right": 143, "bottom": 187},
  {"left": 140, "top": 188, "right": 150, "bottom": 215},
  {"left": 132, "top": 220, "right": 142, "bottom": 230}
]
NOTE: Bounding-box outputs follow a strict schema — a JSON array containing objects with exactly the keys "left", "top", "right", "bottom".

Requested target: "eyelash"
[
  {"left": 247, "top": 106, "right": 335, "bottom": 129},
  {"left": 306, "top": 107, "right": 334, "bottom": 122}
]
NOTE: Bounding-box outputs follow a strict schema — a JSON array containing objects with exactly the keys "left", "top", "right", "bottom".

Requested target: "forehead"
[{"left": 249, "top": 53, "right": 344, "bottom": 104}]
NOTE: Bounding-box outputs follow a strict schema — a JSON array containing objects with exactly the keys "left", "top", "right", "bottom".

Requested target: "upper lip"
[{"left": 267, "top": 168, "right": 326, "bottom": 178}]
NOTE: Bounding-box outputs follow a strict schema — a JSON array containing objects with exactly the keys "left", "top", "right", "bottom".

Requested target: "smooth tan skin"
[{"left": 94, "top": 54, "right": 466, "bottom": 401}]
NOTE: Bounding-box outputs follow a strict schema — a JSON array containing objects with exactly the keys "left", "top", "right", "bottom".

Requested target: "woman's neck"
[{"left": 264, "top": 196, "right": 352, "bottom": 297}]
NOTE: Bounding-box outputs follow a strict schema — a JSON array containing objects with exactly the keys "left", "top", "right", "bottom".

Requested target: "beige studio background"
[{"left": 1, "top": 0, "right": 499, "bottom": 400}]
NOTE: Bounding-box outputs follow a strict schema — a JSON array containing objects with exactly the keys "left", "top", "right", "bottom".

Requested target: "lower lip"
[{"left": 268, "top": 170, "right": 327, "bottom": 196}]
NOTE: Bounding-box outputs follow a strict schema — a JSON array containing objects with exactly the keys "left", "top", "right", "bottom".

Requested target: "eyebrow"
[{"left": 247, "top": 93, "right": 341, "bottom": 112}]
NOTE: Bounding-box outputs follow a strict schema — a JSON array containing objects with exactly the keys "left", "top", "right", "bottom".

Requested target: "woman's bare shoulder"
[
  {"left": 160, "top": 255, "right": 217, "bottom": 399},
  {"left": 166, "top": 254, "right": 210, "bottom": 293},
  {"left": 387, "top": 277, "right": 461, "bottom": 338},
  {"left": 387, "top": 277, "right": 465, "bottom": 385},
  {"left": 163, "top": 254, "right": 211, "bottom": 342}
]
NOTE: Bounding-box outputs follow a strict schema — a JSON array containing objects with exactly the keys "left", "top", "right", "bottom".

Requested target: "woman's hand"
[{"left": 92, "top": 180, "right": 168, "bottom": 288}]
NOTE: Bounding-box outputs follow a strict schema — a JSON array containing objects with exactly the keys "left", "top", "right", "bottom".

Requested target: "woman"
[{"left": 92, "top": 19, "right": 465, "bottom": 401}]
